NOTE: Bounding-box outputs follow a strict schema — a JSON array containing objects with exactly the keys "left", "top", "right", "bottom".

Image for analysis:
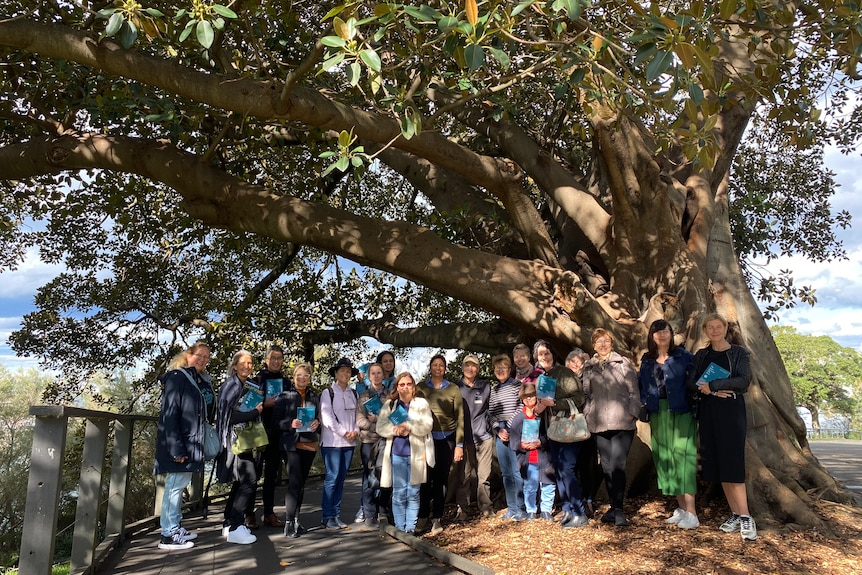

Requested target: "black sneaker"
[
  {"left": 600, "top": 508, "right": 616, "bottom": 523},
  {"left": 158, "top": 533, "right": 194, "bottom": 550}
]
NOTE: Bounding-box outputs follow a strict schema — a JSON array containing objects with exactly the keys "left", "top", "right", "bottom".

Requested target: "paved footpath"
[
  {"left": 98, "top": 474, "right": 462, "bottom": 575},
  {"left": 809, "top": 439, "right": 862, "bottom": 494}
]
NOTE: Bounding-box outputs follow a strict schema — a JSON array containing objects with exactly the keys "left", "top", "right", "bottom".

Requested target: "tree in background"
[
  {"left": 0, "top": 1, "right": 859, "bottom": 527},
  {"left": 771, "top": 326, "right": 862, "bottom": 435}
]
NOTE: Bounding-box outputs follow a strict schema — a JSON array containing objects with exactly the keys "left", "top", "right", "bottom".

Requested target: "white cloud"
[{"left": 0, "top": 248, "right": 64, "bottom": 299}]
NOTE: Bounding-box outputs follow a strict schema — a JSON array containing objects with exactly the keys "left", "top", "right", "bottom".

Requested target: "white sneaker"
[
  {"left": 226, "top": 525, "right": 257, "bottom": 544},
  {"left": 158, "top": 532, "right": 194, "bottom": 550},
  {"left": 677, "top": 511, "right": 700, "bottom": 530},
  {"left": 177, "top": 527, "right": 198, "bottom": 540},
  {"left": 665, "top": 508, "right": 685, "bottom": 524},
  {"left": 739, "top": 515, "right": 757, "bottom": 541}
]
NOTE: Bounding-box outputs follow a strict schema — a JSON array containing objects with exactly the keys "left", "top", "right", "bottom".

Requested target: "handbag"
[
  {"left": 202, "top": 422, "right": 221, "bottom": 460},
  {"left": 547, "top": 398, "right": 590, "bottom": 443},
  {"left": 231, "top": 421, "right": 269, "bottom": 454}
]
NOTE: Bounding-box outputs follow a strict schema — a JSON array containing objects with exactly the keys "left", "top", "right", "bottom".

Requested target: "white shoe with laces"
[
  {"left": 177, "top": 527, "right": 198, "bottom": 540},
  {"left": 677, "top": 511, "right": 700, "bottom": 530},
  {"left": 665, "top": 508, "right": 685, "bottom": 524},
  {"left": 739, "top": 515, "right": 757, "bottom": 541},
  {"left": 226, "top": 524, "right": 257, "bottom": 544}
]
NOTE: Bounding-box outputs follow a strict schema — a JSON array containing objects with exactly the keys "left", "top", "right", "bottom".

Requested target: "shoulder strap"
[{"left": 327, "top": 386, "right": 340, "bottom": 423}]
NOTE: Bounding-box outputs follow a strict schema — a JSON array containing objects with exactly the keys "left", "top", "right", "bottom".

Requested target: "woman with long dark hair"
[{"left": 638, "top": 319, "right": 697, "bottom": 529}]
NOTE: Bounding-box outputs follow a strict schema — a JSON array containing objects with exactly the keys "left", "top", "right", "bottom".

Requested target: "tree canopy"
[
  {"left": 1, "top": 0, "right": 860, "bottom": 525},
  {"left": 771, "top": 325, "right": 862, "bottom": 432}
]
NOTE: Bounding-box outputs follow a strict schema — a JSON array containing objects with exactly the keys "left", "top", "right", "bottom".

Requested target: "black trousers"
[
  {"left": 595, "top": 429, "right": 634, "bottom": 510},
  {"left": 284, "top": 448, "right": 317, "bottom": 520},
  {"left": 225, "top": 451, "right": 259, "bottom": 528}
]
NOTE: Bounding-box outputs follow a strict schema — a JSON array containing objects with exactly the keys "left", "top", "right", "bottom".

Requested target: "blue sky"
[{"left": 1, "top": 148, "right": 860, "bottom": 369}]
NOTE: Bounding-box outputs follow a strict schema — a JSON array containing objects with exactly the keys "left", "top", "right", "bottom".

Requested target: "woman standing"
[
  {"left": 356, "top": 362, "right": 389, "bottom": 528},
  {"left": 273, "top": 362, "right": 320, "bottom": 537},
  {"left": 154, "top": 342, "right": 213, "bottom": 550},
  {"left": 417, "top": 354, "right": 464, "bottom": 536},
  {"left": 216, "top": 349, "right": 262, "bottom": 545},
  {"left": 319, "top": 357, "right": 360, "bottom": 530},
  {"left": 377, "top": 372, "right": 434, "bottom": 534},
  {"left": 638, "top": 320, "right": 698, "bottom": 529},
  {"left": 582, "top": 329, "right": 641, "bottom": 527},
  {"left": 488, "top": 353, "right": 526, "bottom": 520},
  {"left": 533, "top": 340, "right": 589, "bottom": 528},
  {"left": 687, "top": 313, "right": 755, "bottom": 541},
  {"left": 376, "top": 350, "right": 397, "bottom": 387}
]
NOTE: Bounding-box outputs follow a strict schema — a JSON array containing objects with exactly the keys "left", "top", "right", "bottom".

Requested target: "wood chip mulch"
[{"left": 422, "top": 497, "right": 862, "bottom": 575}]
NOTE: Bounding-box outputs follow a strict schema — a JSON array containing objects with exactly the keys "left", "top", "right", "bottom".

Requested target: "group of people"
[{"left": 153, "top": 312, "right": 756, "bottom": 551}]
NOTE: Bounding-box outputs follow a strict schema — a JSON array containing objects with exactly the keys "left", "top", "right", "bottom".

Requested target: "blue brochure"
[
  {"left": 522, "top": 418, "right": 540, "bottom": 443},
  {"left": 265, "top": 378, "right": 283, "bottom": 398},
  {"left": 536, "top": 374, "right": 557, "bottom": 400},
  {"left": 363, "top": 395, "right": 383, "bottom": 415},
  {"left": 700, "top": 362, "right": 731, "bottom": 382},
  {"left": 296, "top": 406, "right": 315, "bottom": 432},
  {"left": 388, "top": 404, "right": 409, "bottom": 426},
  {"left": 239, "top": 382, "right": 264, "bottom": 411}
]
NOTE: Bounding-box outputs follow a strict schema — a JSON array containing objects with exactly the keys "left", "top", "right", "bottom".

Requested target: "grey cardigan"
[{"left": 582, "top": 352, "right": 640, "bottom": 433}]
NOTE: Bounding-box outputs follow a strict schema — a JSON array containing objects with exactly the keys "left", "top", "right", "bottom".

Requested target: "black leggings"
[
  {"left": 225, "top": 452, "right": 258, "bottom": 528},
  {"left": 284, "top": 448, "right": 317, "bottom": 520},
  {"left": 595, "top": 429, "right": 634, "bottom": 510},
  {"left": 419, "top": 435, "right": 455, "bottom": 519}
]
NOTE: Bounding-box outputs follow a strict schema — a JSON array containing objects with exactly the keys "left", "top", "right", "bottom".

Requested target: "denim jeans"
[
  {"left": 551, "top": 440, "right": 585, "bottom": 515},
  {"left": 496, "top": 436, "right": 525, "bottom": 515},
  {"left": 321, "top": 446, "right": 355, "bottom": 520},
  {"left": 523, "top": 463, "right": 557, "bottom": 513},
  {"left": 391, "top": 454, "right": 420, "bottom": 532},
  {"left": 160, "top": 471, "right": 192, "bottom": 536},
  {"left": 360, "top": 441, "right": 380, "bottom": 519}
]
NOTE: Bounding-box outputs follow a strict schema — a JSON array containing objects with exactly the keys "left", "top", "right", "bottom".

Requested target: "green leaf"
[
  {"left": 212, "top": 5, "right": 238, "bottom": 19},
  {"left": 347, "top": 62, "right": 361, "bottom": 86},
  {"left": 335, "top": 156, "right": 350, "bottom": 172},
  {"left": 179, "top": 20, "right": 195, "bottom": 42},
  {"left": 400, "top": 114, "right": 416, "bottom": 139},
  {"left": 688, "top": 82, "right": 704, "bottom": 105},
  {"left": 359, "top": 49, "right": 382, "bottom": 73},
  {"left": 96, "top": 8, "right": 117, "bottom": 19},
  {"left": 321, "top": 36, "right": 347, "bottom": 48},
  {"left": 465, "top": 44, "right": 484, "bottom": 72},
  {"left": 511, "top": 1, "right": 534, "bottom": 17},
  {"left": 144, "top": 8, "right": 165, "bottom": 18},
  {"left": 105, "top": 12, "right": 124, "bottom": 37},
  {"left": 438, "top": 16, "right": 459, "bottom": 31},
  {"left": 569, "top": 67, "right": 586, "bottom": 84},
  {"left": 488, "top": 47, "right": 510, "bottom": 70},
  {"left": 646, "top": 50, "right": 674, "bottom": 82},
  {"left": 118, "top": 21, "right": 138, "bottom": 49},
  {"left": 196, "top": 20, "right": 215, "bottom": 49},
  {"left": 338, "top": 130, "right": 352, "bottom": 147},
  {"left": 323, "top": 4, "right": 348, "bottom": 21},
  {"left": 320, "top": 52, "right": 345, "bottom": 72}
]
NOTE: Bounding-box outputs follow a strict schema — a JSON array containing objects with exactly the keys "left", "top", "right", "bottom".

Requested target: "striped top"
[{"left": 489, "top": 377, "right": 521, "bottom": 431}]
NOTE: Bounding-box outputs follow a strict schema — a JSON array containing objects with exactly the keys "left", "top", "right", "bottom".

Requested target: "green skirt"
[{"left": 650, "top": 399, "right": 697, "bottom": 495}]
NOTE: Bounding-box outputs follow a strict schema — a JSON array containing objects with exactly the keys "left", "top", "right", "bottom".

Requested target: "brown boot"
[
  {"left": 263, "top": 513, "right": 284, "bottom": 527},
  {"left": 244, "top": 514, "right": 259, "bottom": 530}
]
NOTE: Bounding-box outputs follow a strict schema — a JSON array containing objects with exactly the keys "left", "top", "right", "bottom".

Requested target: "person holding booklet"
[
  {"left": 508, "top": 383, "right": 555, "bottom": 520},
  {"left": 638, "top": 320, "right": 698, "bottom": 530},
  {"left": 376, "top": 372, "right": 434, "bottom": 534},
  {"left": 255, "top": 345, "right": 293, "bottom": 529},
  {"left": 687, "top": 313, "right": 755, "bottom": 541},
  {"left": 216, "top": 349, "right": 263, "bottom": 545},
  {"left": 531, "top": 340, "right": 589, "bottom": 529},
  {"left": 355, "top": 362, "right": 391, "bottom": 528},
  {"left": 272, "top": 362, "right": 320, "bottom": 537}
]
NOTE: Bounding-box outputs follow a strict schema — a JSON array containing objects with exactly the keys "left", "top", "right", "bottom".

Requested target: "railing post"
[
  {"left": 105, "top": 418, "right": 133, "bottom": 538},
  {"left": 70, "top": 418, "right": 109, "bottom": 573},
  {"left": 19, "top": 414, "right": 68, "bottom": 575}
]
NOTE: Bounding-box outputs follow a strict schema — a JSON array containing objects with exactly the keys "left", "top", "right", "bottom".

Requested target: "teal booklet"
[
  {"left": 355, "top": 380, "right": 368, "bottom": 395},
  {"left": 521, "top": 418, "right": 540, "bottom": 443},
  {"left": 536, "top": 374, "right": 557, "bottom": 400},
  {"left": 701, "top": 362, "right": 731, "bottom": 382},
  {"left": 239, "top": 381, "right": 264, "bottom": 411},
  {"left": 363, "top": 395, "right": 383, "bottom": 415},
  {"left": 296, "top": 406, "right": 315, "bottom": 432},
  {"left": 388, "top": 404, "right": 409, "bottom": 426},
  {"left": 265, "top": 378, "right": 283, "bottom": 398}
]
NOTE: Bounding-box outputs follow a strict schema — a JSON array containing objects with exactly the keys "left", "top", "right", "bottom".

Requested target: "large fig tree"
[{"left": 0, "top": 0, "right": 859, "bottom": 526}]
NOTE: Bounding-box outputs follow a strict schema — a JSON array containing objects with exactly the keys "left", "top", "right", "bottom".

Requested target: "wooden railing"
[{"left": 19, "top": 406, "right": 158, "bottom": 575}]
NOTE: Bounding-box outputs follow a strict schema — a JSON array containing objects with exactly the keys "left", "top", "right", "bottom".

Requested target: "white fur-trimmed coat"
[{"left": 376, "top": 396, "right": 435, "bottom": 487}]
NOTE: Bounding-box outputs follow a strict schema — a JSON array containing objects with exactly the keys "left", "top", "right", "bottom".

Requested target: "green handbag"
[{"left": 231, "top": 421, "right": 269, "bottom": 454}]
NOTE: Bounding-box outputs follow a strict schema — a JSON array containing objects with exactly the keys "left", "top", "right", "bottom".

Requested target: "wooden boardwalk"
[{"left": 97, "top": 475, "right": 464, "bottom": 575}]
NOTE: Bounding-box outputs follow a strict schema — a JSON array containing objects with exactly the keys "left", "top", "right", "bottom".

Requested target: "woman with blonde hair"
[
  {"left": 273, "top": 362, "right": 320, "bottom": 537},
  {"left": 376, "top": 372, "right": 434, "bottom": 534},
  {"left": 687, "top": 313, "right": 755, "bottom": 541}
]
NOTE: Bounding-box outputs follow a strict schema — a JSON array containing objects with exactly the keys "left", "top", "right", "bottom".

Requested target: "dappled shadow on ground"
[{"left": 432, "top": 497, "right": 862, "bottom": 575}]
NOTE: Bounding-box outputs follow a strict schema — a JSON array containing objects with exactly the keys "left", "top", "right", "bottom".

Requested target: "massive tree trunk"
[{"left": 0, "top": 8, "right": 856, "bottom": 530}]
